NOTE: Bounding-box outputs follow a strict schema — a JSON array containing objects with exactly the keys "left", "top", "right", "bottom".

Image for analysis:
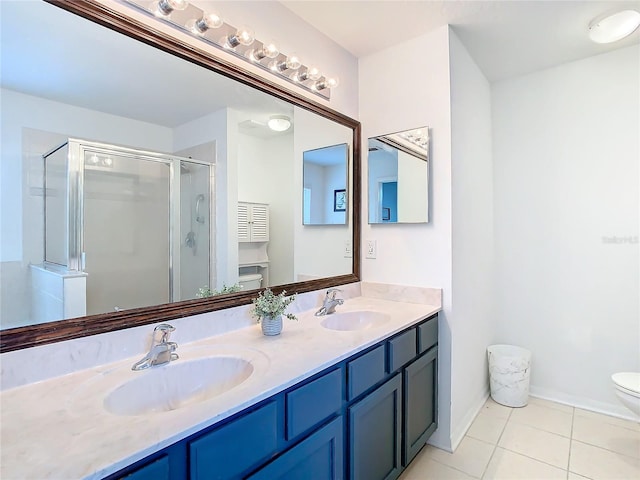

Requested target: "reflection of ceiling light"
[
  {"left": 589, "top": 10, "right": 640, "bottom": 43},
  {"left": 267, "top": 115, "right": 291, "bottom": 132}
]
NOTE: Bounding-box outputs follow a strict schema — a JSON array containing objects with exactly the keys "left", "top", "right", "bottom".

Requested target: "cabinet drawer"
[
  {"left": 418, "top": 315, "right": 438, "bottom": 354},
  {"left": 118, "top": 455, "right": 170, "bottom": 480},
  {"left": 388, "top": 328, "right": 417, "bottom": 372},
  {"left": 286, "top": 368, "right": 343, "bottom": 440},
  {"left": 347, "top": 345, "right": 385, "bottom": 400},
  {"left": 189, "top": 401, "right": 279, "bottom": 480}
]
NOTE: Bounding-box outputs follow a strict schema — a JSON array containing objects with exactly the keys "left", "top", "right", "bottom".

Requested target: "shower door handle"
[
  {"left": 81, "top": 252, "right": 86, "bottom": 271},
  {"left": 195, "top": 194, "right": 205, "bottom": 224}
]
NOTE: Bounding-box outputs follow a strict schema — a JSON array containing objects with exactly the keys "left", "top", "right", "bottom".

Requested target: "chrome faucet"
[
  {"left": 131, "top": 324, "right": 179, "bottom": 371},
  {"left": 315, "top": 288, "right": 344, "bottom": 316}
]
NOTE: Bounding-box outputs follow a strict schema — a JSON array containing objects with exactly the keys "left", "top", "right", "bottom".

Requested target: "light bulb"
[
  {"left": 326, "top": 77, "right": 339, "bottom": 89},
  {"left": 292, "top": 65, "right": 321, "bottom": 82},
  {"left": 153, "top": 0, "right": 188, "bottom": 17},
  {"left": 269, "top": 53, "right": 301, "bottom": 72},
  {"left": 250, "top": 41, "right": 279, "bottom": 62},
  {"left": 285, "top": 54, "right": 301, "bottom": 70},
  {"left": 314, "top": 76, "right": 339, "bottom": 91},
  {"left": 187, "top": 11, "right": 223, "bottom": 35},
  {"left": 225, "top": 26, "right": 255, "bottom": 48}
]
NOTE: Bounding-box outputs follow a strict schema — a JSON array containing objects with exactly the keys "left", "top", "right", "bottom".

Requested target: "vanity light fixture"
[
  {"left": 588, "top": 10, "right": 640, "bottom": 43},
  {"left": 123, "top": 0, "right": 339, "bottom": 100},
  {"left": 267, "top": 115, "right": 292, "bottom": 132}
]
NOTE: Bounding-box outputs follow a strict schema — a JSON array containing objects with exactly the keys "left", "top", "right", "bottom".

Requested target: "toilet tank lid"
[
  {"left": 612, "top": 372, "right": 640, "bottom": 391},
  {"left": 239, "top": 273, "right": 262, "bottom": 282}
]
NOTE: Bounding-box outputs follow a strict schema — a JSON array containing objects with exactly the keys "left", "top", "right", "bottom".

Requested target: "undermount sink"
[
  {"left": 321, "top": 311, "right": 390, "bottom": 331},
  {"left": 104, "top": 356, "right": 253, "bottom": 416}
]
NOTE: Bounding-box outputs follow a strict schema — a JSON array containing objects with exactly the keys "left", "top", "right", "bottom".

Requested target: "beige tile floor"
[{"left": 400, "top": 397, "right": 640, "bottom": 480}]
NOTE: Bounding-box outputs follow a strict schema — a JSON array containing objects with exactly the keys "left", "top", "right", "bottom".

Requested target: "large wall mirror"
[
  {"left": 368, "top": 127, "right": 429, "bottom": 224},
  {"left": 0, "top": 0, "right": 361, "bottom": 352}
]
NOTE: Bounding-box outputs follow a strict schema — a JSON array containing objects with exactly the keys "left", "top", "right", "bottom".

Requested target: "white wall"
[
  {"left": 449, "top": 30, "right": 495, "bottom": 443},
  {"left": 492, "top": 45, "right": 640, "bottom": 417},
  {"left": 237, "top": 132, "right": 295, "bottom": 286},
  {"left": 359, "top": 26, "right": 454, "bottom": 450},
  {"left": 397, "top": 150, "right": 428, "bottom": 223},
  {"left": 293, "top": 107, "right": 353, "bottom": 279}
]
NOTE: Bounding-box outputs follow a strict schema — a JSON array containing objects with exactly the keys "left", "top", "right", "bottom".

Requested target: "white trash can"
[{"left": 487, "top": 345, "right": 531, "bottom": 407}]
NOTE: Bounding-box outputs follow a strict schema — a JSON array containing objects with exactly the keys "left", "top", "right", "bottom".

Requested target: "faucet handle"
[
  {"left": 326, "top": 288, "right": 342, "bottom": 299},
  {"left": 154, "top": 323, "right": 175, "bottom": 344}
]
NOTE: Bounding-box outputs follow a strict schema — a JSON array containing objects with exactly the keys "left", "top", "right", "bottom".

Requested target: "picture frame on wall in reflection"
[
  {"left": 382, "top": 208, "right": 391, "bottom": 221},
  {"left": 334, "top": 189, "right": 346, "bottom": 212}
]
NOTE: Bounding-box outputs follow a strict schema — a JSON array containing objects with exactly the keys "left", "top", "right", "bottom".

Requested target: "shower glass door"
[
  {"left": 82, "top": 149, "right": 170, "bottom": 315},
  {"left": 179, "top": 160, "right": 212, "bottom": 300}
]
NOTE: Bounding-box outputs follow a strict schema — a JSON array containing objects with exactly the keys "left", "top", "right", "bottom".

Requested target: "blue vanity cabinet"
[
  {"left": 247, "top": 417, "right": 344, "bottom": 480},
  {"left": 348, "top": 374, "right": 403, "bottom": 480},
  {"left": 105, "top": 313, "right": 439, "bottom": 480}
]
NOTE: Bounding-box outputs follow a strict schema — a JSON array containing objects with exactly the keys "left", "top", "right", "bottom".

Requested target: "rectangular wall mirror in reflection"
[
  {"left": 302, "top": 143, "right": 349, "bottom": 225},
  {"left": 368, "top": 127, "right": 430, "bottom": 224}
]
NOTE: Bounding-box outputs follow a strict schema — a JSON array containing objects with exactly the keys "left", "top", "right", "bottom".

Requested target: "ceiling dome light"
[
  {"left": 267, "top": 115, "right": 291, "bottom": 132},
  {"left": 589, "top": 10, "right": 640, "bottom": 44}
]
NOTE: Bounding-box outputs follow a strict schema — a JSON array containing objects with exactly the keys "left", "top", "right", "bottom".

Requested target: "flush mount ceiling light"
[
  {"left": 267, "top": 115, "right": 292, "bottom": 132},
  {"left": 589, "top": 10, "right": 640, "bottom": 44},
  {"left": 123, "top": 1, "right": 339, "bottom": 100}
]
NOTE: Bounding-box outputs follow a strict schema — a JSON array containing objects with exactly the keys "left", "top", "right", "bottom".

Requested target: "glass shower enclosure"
[{"left": 43, "top": 138, "right": 213, "bottom": 317}]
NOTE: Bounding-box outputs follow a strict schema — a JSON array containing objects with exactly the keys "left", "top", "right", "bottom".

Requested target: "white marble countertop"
[{"left": 0, "top": 296, "right": 439, "bottom": 480}]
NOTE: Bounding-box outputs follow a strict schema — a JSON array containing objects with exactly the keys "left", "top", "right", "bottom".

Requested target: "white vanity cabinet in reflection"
[{"left": 238, "top": 202, "right": 269, "bottom": 243}]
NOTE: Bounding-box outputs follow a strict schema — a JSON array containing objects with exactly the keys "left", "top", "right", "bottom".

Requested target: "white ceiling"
[{"left": 280, "top": 0, "right": 640, "bottom": 82}]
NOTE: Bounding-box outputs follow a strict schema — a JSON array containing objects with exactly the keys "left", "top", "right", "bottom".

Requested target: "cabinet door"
[
  {"left": 115, "top": 455, "right": 170, "bottom": 480},
  {"left": 249, "top": 204, "right": 269, "bottom": 242},
  {"left": 403, "top": 347, "right": 438, "bottom": 466},
  {"left": 238, "top": 203, "right": 250, "bottom": 242},
  {"left": 247, "top": 417, "right": 343, "bottom": 480},
  {"left": 349, "top": 374, "right": 402, "bottom": 480},
  {"left": 189, "top": 401, "right": 279, "bottom": 480}
]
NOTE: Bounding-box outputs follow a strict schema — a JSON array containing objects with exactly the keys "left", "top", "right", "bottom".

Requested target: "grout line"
[
  {"left": 567, "top": 406, "right": 575, "bottom": 479},
  {"left": 479, "top": 410, "right": 512, "bottom": 479}
]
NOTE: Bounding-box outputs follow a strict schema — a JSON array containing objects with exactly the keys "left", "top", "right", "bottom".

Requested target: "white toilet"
[
  {"left": 238, "top": 273, "right": 262, "bottom": 291},
  {"left": 612, "top": 372, "right": 640, "bottom": 417}
]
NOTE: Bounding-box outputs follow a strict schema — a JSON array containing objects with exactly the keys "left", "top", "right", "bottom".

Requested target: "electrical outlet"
[
  {"left": 344, "top": 241, "right": 352, "bottom": 258},
  {"left": 366, "top": 239, "right": 377, "bottom": 259}
]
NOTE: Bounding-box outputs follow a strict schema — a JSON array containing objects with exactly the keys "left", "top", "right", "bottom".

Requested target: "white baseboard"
[
  {"left": 428, "top": 387, "right": 490, "bottom": 453},
  {"left": 529, "top": 386, "right": 639, "bottom": 422}
]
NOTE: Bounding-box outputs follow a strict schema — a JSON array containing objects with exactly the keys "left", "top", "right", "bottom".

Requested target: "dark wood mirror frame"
[{"left": 0, "top": 0, "right": 361, "bottom": 353}]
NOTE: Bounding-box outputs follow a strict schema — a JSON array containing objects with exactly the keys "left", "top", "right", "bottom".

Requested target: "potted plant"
[
  {"left": 196, "top": 283, "right": 242, "bottom": 298},
  {"left": 251, "top": 288, "right": 297, "bottom": 336}
]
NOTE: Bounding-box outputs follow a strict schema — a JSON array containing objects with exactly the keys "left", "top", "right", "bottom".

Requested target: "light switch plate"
[
  {"left": 344, "top": 241, "right": 352, "bottom": 258},
  {"left": 366, "top": 239, "right": 377, "bottom": 259}
]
